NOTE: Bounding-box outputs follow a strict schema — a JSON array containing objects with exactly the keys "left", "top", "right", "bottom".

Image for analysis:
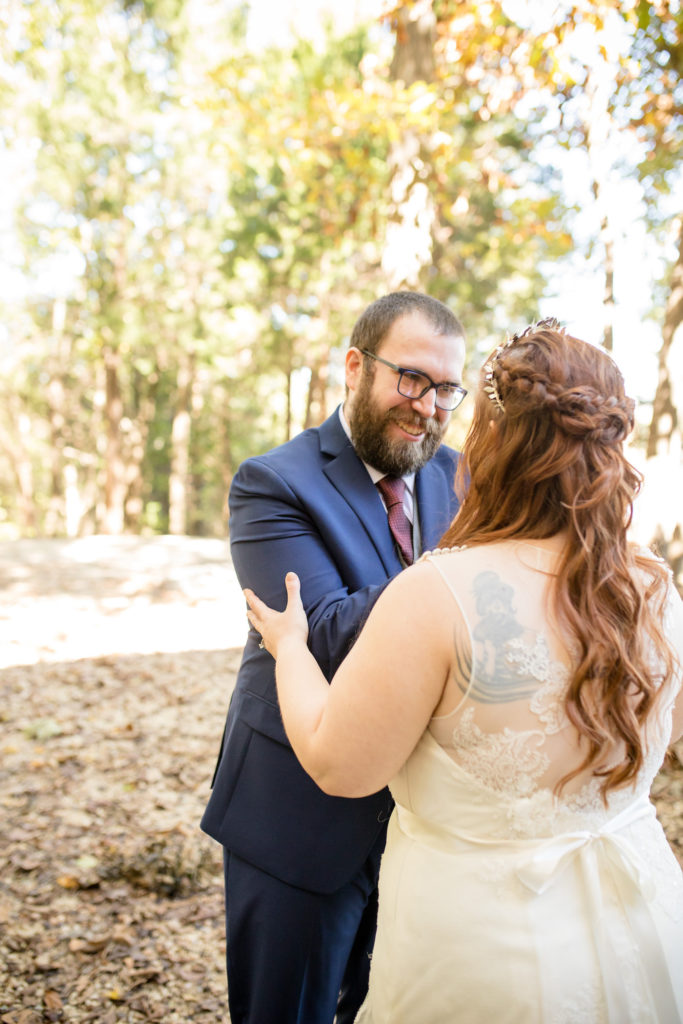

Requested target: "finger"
[
  {"left": 243, "top": 588, "right": 264, "bottom": 613},
  {"left": 285, "top": 571, "right": 305, "bottom": 608},
  {"left": 285, "top": 571, "right": 300, "bottom": 595}
]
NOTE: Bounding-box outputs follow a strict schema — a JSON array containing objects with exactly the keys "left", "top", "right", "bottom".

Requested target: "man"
[{"left": 201, "top": 291, "right": 467, "bottom": 1024}]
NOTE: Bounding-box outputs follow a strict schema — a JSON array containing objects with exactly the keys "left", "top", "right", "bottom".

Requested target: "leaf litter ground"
[
  {"left": 0, "top": 538, "right": 245, "bottom": 1022},
  {"left": 0, "top": 537, "right": 681, "bottom": 1023}
]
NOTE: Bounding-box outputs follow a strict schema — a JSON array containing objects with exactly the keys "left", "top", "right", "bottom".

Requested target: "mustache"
[{"left": 385, "top": 409, "right": 438, "bottom": 434}]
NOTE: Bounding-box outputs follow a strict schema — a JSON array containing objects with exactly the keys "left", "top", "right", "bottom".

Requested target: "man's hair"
[
  {"left": 350, "top": 292, "right": 464, "bottom": 356},
  {"left": 441, "top": 322, "right": 676, "bottom": 800}
]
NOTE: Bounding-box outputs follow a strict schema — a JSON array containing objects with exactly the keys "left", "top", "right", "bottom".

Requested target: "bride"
[{"left": 245, "top": 320, "right": 683, "bottom": 1023}]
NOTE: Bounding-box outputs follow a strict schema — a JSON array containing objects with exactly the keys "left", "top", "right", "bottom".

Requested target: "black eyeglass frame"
[{"left": 358, "top": 348, "right": 468, "bottom": 412}]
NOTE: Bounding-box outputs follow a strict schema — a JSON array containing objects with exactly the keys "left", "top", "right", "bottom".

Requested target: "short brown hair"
[{"left": 350, "top": 292, "right": 464, "bottom": 356}]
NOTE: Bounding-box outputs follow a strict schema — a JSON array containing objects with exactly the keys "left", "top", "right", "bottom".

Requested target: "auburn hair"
[{"left": 439, "top": 323, "right": 676, "bottom": 798}]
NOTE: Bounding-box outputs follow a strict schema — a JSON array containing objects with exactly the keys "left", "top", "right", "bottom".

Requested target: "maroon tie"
[{"left": 377, "top": 476, "right": 413, "bottom": 565}]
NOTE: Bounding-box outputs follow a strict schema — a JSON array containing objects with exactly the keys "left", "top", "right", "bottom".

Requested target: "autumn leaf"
[{"left": 43, "top": 991, "right": 63, "bottom": 1011}]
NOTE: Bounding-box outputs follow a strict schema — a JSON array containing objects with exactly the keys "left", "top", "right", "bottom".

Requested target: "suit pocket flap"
[{"left": 239, "top": 689, "right": 288, "bottom": 746}]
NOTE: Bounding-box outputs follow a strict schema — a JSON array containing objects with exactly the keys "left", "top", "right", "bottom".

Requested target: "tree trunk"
[
  {"left": 44, "top": 298, "right": 70, "bottom": 534},
  {"left": 597, "top": 197, "right": 615, "bottom": 352},
  {"left": 169, "top": 352, "right": 195, "bottom": 536},
  {"left": 222, "top": 386, "right": 234, "bottom": 528},
  {"left": 647, "top": 217, "right": 683, "bottom": 458},
  {"left": 125, "top": 370, "right": 156, "bottom": 532},
  {"left": 639, "top": 217, "right": 683, "bottom": 593},
  {"left": 44, "top": 375, "right": 66, "bottom": 534},
  {"left": 103, "top": 346, "right": 127, "bottom": 534},
  {"left": 382, "top": 0, "right": 437, "bottom": 289},
  {"left": 0, "top": 408, "right": 37, "bottom": 534},
  {"left": 285, "top": 365, "right": 293, "bottom": 443},
  {"left": 389, "top": 0, "right": 436, "bottom": 84},
  {"left": 304, "top": 357, "right": 328, "bottom": 429},
  {"left": 61, "top": 446, "right": 99, "bottom": 537},
  {"left": 585, "top": 74, "right": 615, "bottom": 352}
]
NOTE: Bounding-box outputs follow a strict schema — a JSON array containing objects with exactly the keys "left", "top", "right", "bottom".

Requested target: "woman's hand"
[{"left": 244, "top": 572, "right": 309, "bottom": 659}]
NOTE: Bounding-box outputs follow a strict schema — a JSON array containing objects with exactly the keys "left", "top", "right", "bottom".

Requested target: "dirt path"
[
  {"left": 0, "top": 536, "right": 247, "bottom": 668},
  {"left": 1, "top": 537, "right": 681, "bottom": 1022}
]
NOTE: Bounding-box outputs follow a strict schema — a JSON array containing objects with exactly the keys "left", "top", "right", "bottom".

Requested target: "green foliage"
[
  {"left": 0, "top": 0, "right": 674, "bottom": 537},
  {"left": 626, "top": 1, "right": 683, "bottom": 215}
]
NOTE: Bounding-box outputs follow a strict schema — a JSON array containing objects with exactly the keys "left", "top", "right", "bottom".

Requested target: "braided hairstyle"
[{"left": 440, "top": 319, "right": 675, "bottom": 798}]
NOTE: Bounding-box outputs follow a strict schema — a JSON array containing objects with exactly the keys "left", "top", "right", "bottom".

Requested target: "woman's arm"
[
  {"left": 230, "top": 457, "right": 391, "bottom": 679},
  {"left": 245, "top": 561, "right": 452, "bottom": 797}
]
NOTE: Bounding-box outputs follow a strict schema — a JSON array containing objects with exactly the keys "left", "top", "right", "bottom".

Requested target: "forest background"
[
  {"left": 1, "top": 2, "right": 682, "bottom": 1019},
  {"left": 0, "top": 0, "right": 681, "bottom": 589}
]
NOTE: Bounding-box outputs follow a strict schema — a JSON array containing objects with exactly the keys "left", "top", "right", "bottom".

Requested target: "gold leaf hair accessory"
[
  {"left": 482, "top": 360, "right": 506, "bottom": 412},
  {"left": 482, "top": 316, "right": 565, "bottom": 413}
]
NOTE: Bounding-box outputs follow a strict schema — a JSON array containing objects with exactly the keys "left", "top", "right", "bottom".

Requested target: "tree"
[
  {"left": 1, "top": 0, "right": 676, "bottom": 541},
  {"left": 0, "top": 0, "right": 241, "bottom": 535},
  {"left": 624, "top": 0, "right": 683, "bottom": 586},
  {"left": 623, "top": 0, "right": 683, "bottom": 459}
]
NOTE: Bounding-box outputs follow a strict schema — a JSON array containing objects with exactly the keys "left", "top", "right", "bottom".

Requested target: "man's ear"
[{"left": 345, "top": 347, "right": 364, "bottom": 392}]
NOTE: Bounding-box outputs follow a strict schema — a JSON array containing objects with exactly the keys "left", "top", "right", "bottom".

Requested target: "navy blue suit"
[{"left": 201, "top": 408, "right": 460, "bottom": 1022}]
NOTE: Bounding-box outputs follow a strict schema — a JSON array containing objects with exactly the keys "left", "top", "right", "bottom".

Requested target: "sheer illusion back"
[
  {"left": 356, "top": 542, "right": 683, "bottom": 1024},
  {"left": 426, "top": 542, "right": 680, "bottom": 827}
]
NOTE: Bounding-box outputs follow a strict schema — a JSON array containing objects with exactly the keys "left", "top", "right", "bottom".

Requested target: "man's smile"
[{"left": 389, "top": 416, "right": 428, "bottom": 441}]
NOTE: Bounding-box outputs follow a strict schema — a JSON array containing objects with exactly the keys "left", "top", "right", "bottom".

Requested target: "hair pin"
[
  {"left": 482, "top": 316, "right": 566, "bottom": 413},
  {"left": 509, "top": 316, "right": 565, "bottom": 344},
  {"left": 482, "top": 363, "right": 506, "bottom": 412}
]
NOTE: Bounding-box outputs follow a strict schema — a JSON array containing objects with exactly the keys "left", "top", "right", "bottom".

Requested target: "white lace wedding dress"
[{"left": 355, "top": 542, "right": 683, "bottom": 1024}]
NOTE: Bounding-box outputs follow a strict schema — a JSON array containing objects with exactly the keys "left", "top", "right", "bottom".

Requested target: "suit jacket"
[{"left": 201, "top": 408, "right": 460, "bottom": 894}]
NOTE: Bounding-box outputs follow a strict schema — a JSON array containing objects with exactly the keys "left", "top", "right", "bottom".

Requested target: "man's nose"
[{"left": 410, "top": 388, "right": 438, "bottom": 418}]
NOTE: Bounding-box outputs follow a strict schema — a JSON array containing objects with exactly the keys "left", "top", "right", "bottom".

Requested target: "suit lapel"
[
  {"left": 319, "top": 411, "right": 401, "bottom": 576},
  {"left": 317, "top": 410, "right": 458, "bottom": 570},
  {"left": 415, "top": 457, "right": 459, "bottom": 551}
]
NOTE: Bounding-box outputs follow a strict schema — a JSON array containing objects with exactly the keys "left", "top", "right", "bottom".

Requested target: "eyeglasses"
[{"left": 359, "top": 349, "right": 468, "bottom": 412}]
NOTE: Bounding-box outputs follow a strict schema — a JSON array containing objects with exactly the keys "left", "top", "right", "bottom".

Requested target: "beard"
[{"left": 348, "top": 373, "right": 447, "bottom": 477}]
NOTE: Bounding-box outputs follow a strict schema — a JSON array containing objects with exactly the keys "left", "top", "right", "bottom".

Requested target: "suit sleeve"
[{"left": 229, "top": 456, "right": 390, "bottom": 680}]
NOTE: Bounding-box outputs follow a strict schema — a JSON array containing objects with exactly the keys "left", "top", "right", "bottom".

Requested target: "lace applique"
[
  {"left": 506, "top": 789, "right": 560, "bottom": 839},
  {"left": 475, "top": 856, "right": 527, "bottom": 902},
  {"left": 610, "top": 924, "right": 655, "bottom": 1022},
  {"left": 505, "top": 785, "right": 609, "bottom": 838},
  {"left": 624, "top": 817, "right": 683, "bottom": 923},
  {"left": 446, "top": 631, "right": 572, "bottom": 806},
  {"left": 507, "top": 635, "right": 570, "bottom": 734},
  {"left": 549, "top": 978, "right": 606, "bottom": 1024},
  {"left": 450, "top": 707, "right": 549, "bottom": 798},
  {"left": 504, "top": 766, "right": 663, "bottom": 840}
]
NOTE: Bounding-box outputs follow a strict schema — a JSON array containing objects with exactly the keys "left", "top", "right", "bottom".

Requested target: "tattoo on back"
[{"left": 453, "top": 570, "right": 540, "bottom": 704}]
